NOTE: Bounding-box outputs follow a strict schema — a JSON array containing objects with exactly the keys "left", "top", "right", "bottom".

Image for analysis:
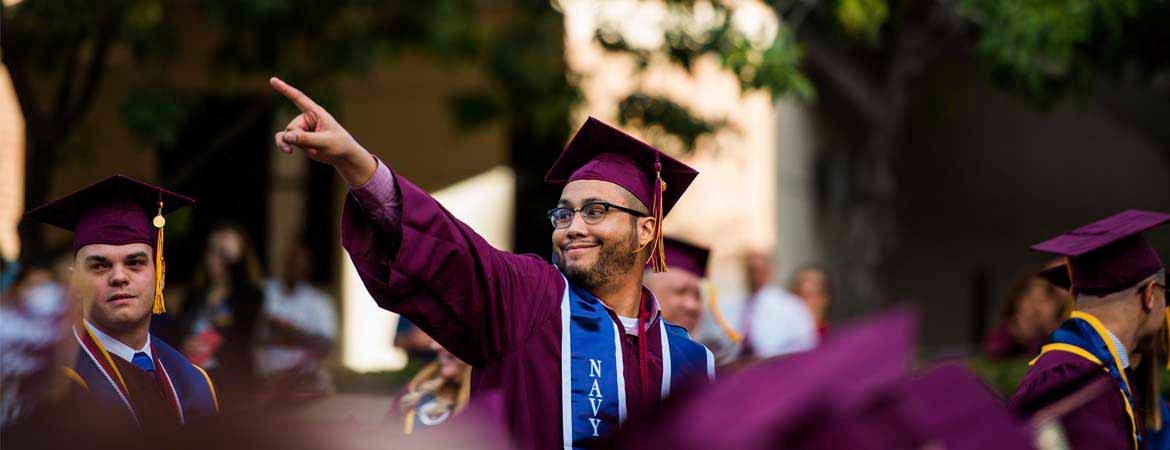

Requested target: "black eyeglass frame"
[{"left": 547, "top": 201, "right": 647, "bottom": 229}]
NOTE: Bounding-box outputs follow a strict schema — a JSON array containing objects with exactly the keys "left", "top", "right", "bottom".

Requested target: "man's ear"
[
  {"left": 637, "top": 216, "right": 656, "bottom": 248},
  {"left": 1142, "top": 280, "right": 1157, "bottom": 311}
]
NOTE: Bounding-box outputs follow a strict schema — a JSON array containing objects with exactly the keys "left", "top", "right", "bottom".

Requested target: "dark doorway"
[{"left": 157, "top": 95, "right": 274, "bottom": 287}]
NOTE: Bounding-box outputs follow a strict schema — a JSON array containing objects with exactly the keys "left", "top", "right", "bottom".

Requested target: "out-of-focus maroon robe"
[{"left": 1011, "top": 350, "right": 1138, "bottom": 450}]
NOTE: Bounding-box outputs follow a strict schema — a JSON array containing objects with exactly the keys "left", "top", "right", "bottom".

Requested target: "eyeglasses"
[
  {"left": 548, "top": 202, "right": 646, "bottom": 229},
  {"left": 1141, "top": 282, "right": 1168, "bottom": 297}
]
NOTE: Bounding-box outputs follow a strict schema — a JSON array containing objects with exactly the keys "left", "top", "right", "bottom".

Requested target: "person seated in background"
[
  {"left": 739, "top": 251, "right": 818, "bottom": 360},
  {"left": 170, "top": 223, "right": 264, "bottom": 406},
  {"left": 982, "top": 266, "right": 1067, "bottom": 360},
  {"left": 788, "top": 265, "right": 832, "bottom": 335},
  {"left": 391, "top": 343, "right": 473, "bottom": 436},
  {"left": 256, "top": 242, "right": 337, "bottom": 399}
]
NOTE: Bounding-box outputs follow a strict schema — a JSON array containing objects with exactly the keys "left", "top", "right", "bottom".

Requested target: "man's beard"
[{"left": 559, "top": 226, "right": 640, "bottom": 291}]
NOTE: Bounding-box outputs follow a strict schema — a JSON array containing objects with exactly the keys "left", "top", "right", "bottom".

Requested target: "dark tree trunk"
[
  {"left": 18, "top": 138, "right": 62, "bottom": 260},
  {"left": 796, "top": 1, "right": 963, "bottom": 317},
  {"left": 508, "top": 117, "right": 566, "bottom": 258}
]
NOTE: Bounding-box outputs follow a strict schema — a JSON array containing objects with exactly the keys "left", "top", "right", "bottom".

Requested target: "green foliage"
[
  {"left": 717, "top": 25, "right": 814, "bottom": 102},
  {"left": 617, "top": 94, "right": 722, "bottom": 151},
  {"left": 834, "top": 0, "right": 889, "bottom": 44},
  {"left": 595, "top": 1, "right": 812, "bottom": 153},
  {"left": 121, "top": 89, "right": 196, "bottom": 149},
  {"left": 967, "top": 356, "right": 1031, "bottom": 397},
  {"left": 958, "top": 0, "right": 1168, "bottom": 107}
]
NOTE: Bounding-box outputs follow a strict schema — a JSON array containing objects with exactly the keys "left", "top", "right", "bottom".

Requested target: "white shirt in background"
[
  {"left": 256, "top": 279, "right": 337, "bottom": 375},
  {"left": 744, "top": 285, "right": 818, "bottom": 358}
]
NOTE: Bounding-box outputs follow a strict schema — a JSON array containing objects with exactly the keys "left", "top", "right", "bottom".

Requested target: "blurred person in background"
[
  {"left": 16, "top": 176, "right": 218, "bottom": 433},
  {"left": 982, "top": 267, "right": 1067, "bottom": 360},
  {"left": 256, "top": 241, "right": 337, "bottom": 400},
  {"left": 170, "top": 223, "right": 264, "bottom": 406},
  {"left": 643, "top": 237, "right": 709, "bottom": 332},
  {"left": 644, "top": 237, "right": 742, "bottom": 350},
  {"left": 395, "top": 318, "right": 438, "bottom": 364},
  {"left": 789, "top": 265, "right": 832, "bottom": 335},
  {"left": 739, "top": 251, "right": 818, "bottom": 360},
  {"left": 1, "top": 255, "right": 76, "bottom": 429},
  {"left": 391, "top": 343, "right": 473, "bottom": 436}
]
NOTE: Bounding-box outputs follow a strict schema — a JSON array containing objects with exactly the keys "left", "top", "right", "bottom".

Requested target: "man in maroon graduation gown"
[
  {"left": 22, "top": 176, "right": 220, "bottom": 433},
  {"left": 270, "top": 78, "right": 714, "bottom": 450},
  {"left": 1011, "top": 210, "right": 1169, "bottom": 450}
]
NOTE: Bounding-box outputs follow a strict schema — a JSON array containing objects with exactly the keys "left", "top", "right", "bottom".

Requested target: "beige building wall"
[
  {"left": 562, "top": 0, "right": 808, "bottom": 309},
  {"left": 774, "top": 100, "right": 825, "bottom": 283},
  {"left": 0, "top": 65, "right": 25, "bottom": 261},
  {"left": 325, "top": 57, "right": 511, "bottom": 371}
]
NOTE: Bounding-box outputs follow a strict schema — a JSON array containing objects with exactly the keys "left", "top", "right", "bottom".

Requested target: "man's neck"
[
  {"left": 1078, "top": 306, "right": 1140, "bottom": 354},
  {"left": 590, "top": 271, "right": 644, "bottom": 318},
  {"left": 88, "top": 317, "right": 150, "bottom": 350}
]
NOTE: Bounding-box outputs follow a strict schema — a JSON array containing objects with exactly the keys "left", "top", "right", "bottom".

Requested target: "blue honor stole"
[
  {"left": 559, "top": 281, "right": 714, "bottom": 450},
  {"left": 1032, "top": 311, "right": 1140, "bottom": 449}
]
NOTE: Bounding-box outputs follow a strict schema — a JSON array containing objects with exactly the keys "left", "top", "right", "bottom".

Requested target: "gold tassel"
[
  {"left": 650, "top": 174, "right": 667, "bottom": 273},
  {"left": 152, "top": 198, "right": 166, "bottom": 314},
  {"left": 1064, "top": 257, "right": 1076, "bottom": 298},
  {"left": 1141, "top": 334, "right": 1163, "bottom": 432},
  {"left": 454, "top": 367, "right": 472, "bottom": 414},
  {"left": 706, "top": 281, "right": 742, "bottom": 343},
  {"left": 634, "top": 157, "right": 669, "bottom": 273},
  {"left": 403, "top": 409, "right": 416, "bottom": 435},
  {"left": 1165, "top": 309, "right": 1170, "bottom": 371}
]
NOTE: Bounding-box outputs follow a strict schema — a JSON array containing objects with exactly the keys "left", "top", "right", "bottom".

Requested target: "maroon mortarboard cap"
[
  {"left": 545, "top": 117, "right": 698, "bottom": 218},
  {"left": 545, "top": 118, "right": 699, "bottom": 272},
  {"left": 658, "top": 237, "right": 710, "bottom": 278},
  {"left": 25, "top": 175, "right": 194, "bottom": 253},
  {"left": 618, "top": 308, "right": 918, "bottom": 450},
  {"left": 795, "top": 364, "right": 1034, "bottom": 450},
  {"left": 1031, "top": 210, "right": 1169, "bottom": 296},
  {"left": 25, "top": 175, "right": 193, "bottom": 314}
]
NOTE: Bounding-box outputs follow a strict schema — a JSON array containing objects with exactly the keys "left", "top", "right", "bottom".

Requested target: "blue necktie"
[{"left": 131, "top": 352, "right": 155, "bottom": 373}]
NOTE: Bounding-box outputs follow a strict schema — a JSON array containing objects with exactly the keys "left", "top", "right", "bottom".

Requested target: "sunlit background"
[{"left": 3, "top": 0, "right": 1168, "bottom": 389}]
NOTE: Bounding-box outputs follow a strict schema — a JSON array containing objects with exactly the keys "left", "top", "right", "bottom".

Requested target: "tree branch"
[
  {"left": 60, "top": 0, "right": 117, "bottom": 129},
  {"left": 53, "top": 41, "right": 83, "bottom": 122},
  {"left": 171, "top": 96, "right": 273, "bottom": 186},
  {"left": 797, "top": 30, "right": 887, "bottom": 124}
]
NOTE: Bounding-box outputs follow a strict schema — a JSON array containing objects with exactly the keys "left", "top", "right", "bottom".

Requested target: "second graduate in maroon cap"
[
  {"left": 293, "top": 100, "right": 715, "bottom": 448},
  {"left": 24, "top": 175, "right": 218, "bottom": 431},
  {"left": 643, "top": 237, "right": 743, "bottom": 346},
  {"left": 1011, "top": 209, "right": 1169, "bottom": 450}
]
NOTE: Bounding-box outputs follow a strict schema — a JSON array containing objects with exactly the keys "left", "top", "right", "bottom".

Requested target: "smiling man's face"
[
  {"left": 551, "top": 179, "right": 650, "bottom": 291},
  {"left": 73, "top": 243, "right": 156, "bottom": 333}
]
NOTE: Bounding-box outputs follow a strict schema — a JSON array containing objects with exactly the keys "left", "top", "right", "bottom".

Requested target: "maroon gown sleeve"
[
  {"left": 341, "top": 158, "right": 565, "bottom": 367},
  {"left": 1009, "top": 351, "right": 1135, "bottom": 450}
]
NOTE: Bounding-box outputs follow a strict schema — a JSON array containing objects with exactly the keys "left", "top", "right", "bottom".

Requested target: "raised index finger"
[{"left": 269, "top": 77, "right": 321, "bottom": 113}]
